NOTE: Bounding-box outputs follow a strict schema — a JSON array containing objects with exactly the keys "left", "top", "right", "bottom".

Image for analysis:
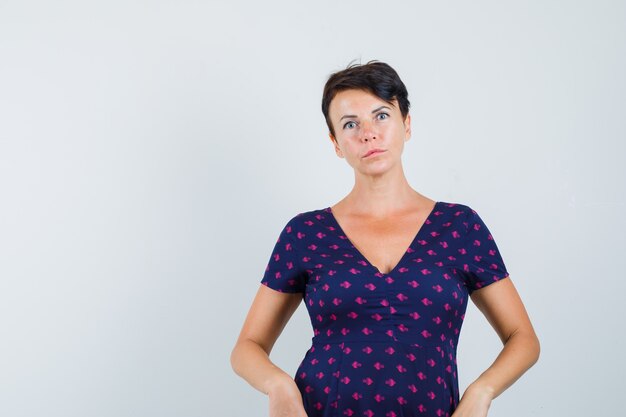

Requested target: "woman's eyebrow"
[{"left": 339, "top": 105, "right": 392, "bottom": 122}]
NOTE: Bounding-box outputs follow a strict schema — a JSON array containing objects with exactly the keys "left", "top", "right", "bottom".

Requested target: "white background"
[{"left": 1, "top": 1, "right": 624, "bottom": 416}]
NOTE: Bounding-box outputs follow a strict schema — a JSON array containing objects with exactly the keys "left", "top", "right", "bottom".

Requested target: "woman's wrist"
[{"left": 466, "top": 380, "right": 496, "bottom": 401}]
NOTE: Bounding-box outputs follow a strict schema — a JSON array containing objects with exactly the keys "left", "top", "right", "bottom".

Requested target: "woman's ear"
[
  {"left": 404, "top": 113, "right": 412, "bottom": 141},
  {"left": 329, "top": 133, "right": 343, "bottom": 158}
]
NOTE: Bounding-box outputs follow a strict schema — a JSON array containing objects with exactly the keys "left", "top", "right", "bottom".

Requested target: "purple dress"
[{"left": 260, "top": 201, "right": 510, "bottom": 417}]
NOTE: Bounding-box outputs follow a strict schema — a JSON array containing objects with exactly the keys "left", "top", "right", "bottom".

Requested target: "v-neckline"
[{"left": 325, "top": 201, "right": 440, "bottom": 276}]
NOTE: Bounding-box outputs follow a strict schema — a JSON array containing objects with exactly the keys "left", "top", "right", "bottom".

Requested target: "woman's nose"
[{"left": 360, "top": 120, "right": 377, "bottom": 141}]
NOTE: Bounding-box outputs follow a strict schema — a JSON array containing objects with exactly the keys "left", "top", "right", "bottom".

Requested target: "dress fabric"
[{"left": 259, "top": 201, "right": 510, "bottom": 417}]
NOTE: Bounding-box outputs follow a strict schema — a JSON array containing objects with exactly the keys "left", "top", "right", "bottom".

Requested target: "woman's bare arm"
[
  {"left": 230, "top": 285, "right": 304, "bottom": 395},
  {"left": 465, "top": 276, "right": 541, "bottom": 400}
]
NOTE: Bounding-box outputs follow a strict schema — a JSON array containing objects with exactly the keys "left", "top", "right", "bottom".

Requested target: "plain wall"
[{"left": 1, "top": 1, "right": 624, "bottom": 416}]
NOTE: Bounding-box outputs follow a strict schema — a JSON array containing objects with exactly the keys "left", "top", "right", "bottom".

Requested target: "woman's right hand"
[{"left": 267, "top": 374, "right": 308, "bottom": 417}]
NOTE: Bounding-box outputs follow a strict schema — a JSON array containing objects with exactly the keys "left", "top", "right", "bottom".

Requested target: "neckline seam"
[{"left": 324, "top": 201, "right": 440, "bottom": 276}]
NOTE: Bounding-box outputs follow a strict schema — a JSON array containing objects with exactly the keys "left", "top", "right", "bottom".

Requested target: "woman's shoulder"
[
  {"left": 438, "top": 201, "right": 503, "bottom": 236},
  {"left": 438, "top": 200, "right": 473, "bottom": 214},
  {"left": 279, "top": 206, "right": 330, "bottom": 231}
]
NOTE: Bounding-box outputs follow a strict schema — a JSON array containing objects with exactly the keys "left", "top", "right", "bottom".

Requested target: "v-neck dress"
[{"left": 259, "top": 201, "right": 510, "bottom": 417}]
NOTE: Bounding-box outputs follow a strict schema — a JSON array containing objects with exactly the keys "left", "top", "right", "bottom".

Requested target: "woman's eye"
[
  {"left": 377, "top": 113, "right": 389, "bottom": 120},
  {"left": 344, "top": 121, "right": 357, "bottom": 129}
]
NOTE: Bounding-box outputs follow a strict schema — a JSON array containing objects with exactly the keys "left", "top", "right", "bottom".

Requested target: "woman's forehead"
[{"left": 330, "top": 89, "right": 397, "bottom": 114}]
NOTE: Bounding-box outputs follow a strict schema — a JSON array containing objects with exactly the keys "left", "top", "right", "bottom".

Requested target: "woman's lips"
[{"left": 363, "top": 149, "right": 386, "bottom": 158}]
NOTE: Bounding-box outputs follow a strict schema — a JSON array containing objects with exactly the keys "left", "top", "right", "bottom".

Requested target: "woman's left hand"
[{"left": 450, "top": 382, "right": 494, "bottom": 417}]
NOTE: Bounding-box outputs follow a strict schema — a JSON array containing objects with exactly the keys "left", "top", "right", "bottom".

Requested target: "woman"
[{"left": 230, "top": 61, "right": 540, "bottom": 417}]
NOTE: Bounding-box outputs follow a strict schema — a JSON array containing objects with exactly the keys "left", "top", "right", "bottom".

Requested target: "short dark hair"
[{"left": 321, "top": 60, "right": 411, "bottom": 138}]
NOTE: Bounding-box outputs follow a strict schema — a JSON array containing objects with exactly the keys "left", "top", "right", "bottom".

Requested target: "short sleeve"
[
  {"left": 460, "top": 207, "right": 510, "bottom": 295},
  {"left": 259, "top": 216, "right": 307, "bottom": 294}
]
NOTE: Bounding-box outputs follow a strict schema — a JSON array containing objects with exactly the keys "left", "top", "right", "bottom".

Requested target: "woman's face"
[{"left": 328, "top": 88, "right": 411, "bottom": 175}]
